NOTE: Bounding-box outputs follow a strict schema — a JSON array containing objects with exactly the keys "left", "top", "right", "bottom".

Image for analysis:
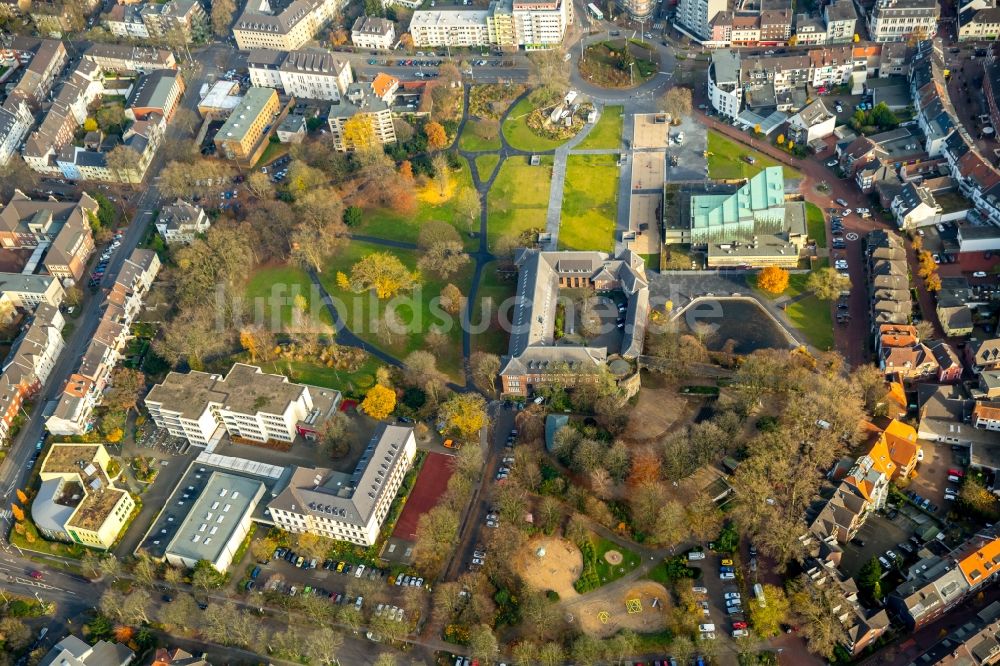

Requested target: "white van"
[
  {"left": 698, "top": 623, "right": 716, "bottom": 633},
  {"left": 753, "top": 583, "right": 766, "bottom": 607}
]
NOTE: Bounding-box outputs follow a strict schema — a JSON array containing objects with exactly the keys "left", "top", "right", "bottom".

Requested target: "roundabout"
[{"left": 566, "top": 31, "right": 678, "bottom": 105}]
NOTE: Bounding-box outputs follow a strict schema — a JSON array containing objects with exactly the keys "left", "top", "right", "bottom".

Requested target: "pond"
[{"left": 680, "top": 298, "right": 791, "bottom": 354}]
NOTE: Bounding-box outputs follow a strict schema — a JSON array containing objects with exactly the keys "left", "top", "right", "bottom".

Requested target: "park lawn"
[
  {"left": 487, "top": 155, "right": 553, "bottom": 250},
  {"left": 592, "top": 535, "right": 640, "bottom": 585},
  {"left": 357, "top": 161, "right": 477, "bottom": 250},
  {"left": 502, "top": 98, "right": 569, "bottom": 152},
  {"left": 806, "top": 202, "right": 827, "bottom": 249},
  {"left": 786, "top": 293, "right": 834, "bottom": 350},
  {"left": 706, "top": 131, "right": 801, "bottom": 180},
  {"left": 245, "top": 264, "right": 332, "bottom": 329},
  {"left": 475, "top": 154, "right": 500, "bottom": 181},
  {"left": 471, "top": 262, "right": 515, "bottom": 357},
  {"left": 256, "top": 357, "right": 382, "bottom": 399},
  {"left": 559, "top": 154, "right": 617, "bottom": 252},
  {"left": 577, "top": 105, "right": 623, "bottom": 150},
  {"left": 320, "top": 241, "right": 472, "bottom": 381},
  {"left": 459, "top": 120, "right": 502, "bottom": 152},
  {"left": 254, "top": 141, "right": 289, "bottom": 168}
]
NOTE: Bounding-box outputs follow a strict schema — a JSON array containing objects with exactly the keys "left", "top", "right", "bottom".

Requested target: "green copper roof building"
[{"left": 690, "top": 166, "right": 788, "bottom": 244}]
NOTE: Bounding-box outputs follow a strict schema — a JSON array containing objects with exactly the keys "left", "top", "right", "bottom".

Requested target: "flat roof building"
[
  {"left": 164, "top": 471, "right": 266, "bottom": 572},
  {"left": 213, "top": 87, "right": 279, "bottom": 164}
]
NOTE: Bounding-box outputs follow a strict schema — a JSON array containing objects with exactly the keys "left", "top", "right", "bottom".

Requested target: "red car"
[
  {"left": 29, "top": 571, "right": 43, "bottom": 580},
  {"left": 948, "top": 468, "right": 965, "bottom": 478},
  {"left": 733, "top": 621, "right": 748, "bottom": 630}
]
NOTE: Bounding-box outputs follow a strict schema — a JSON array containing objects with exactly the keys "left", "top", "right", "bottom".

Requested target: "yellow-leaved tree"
[
  {"left": 349, "top": 251, "right": 420, "bottom": 299},
  {"left": 757, "top": 266, "right": 790, "bottom": 294},
  {"left": 15, "top": 489, "right": 27, "bottom": 505},
  {"left": 11, "top": 504, "right": 23, "bottom": 522},
  {"left": 360, "top": 384, "right": 396, "bottom": 420},
  {"left": 439, "top": 393, "right": 489, "bottom": 440},
  {"left": 342, "top": 115, "right": 378, "bottom": 152}
]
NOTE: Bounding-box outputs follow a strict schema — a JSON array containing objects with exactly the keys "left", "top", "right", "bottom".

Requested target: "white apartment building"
[
  {"left": 267, "top": 425, "right": 417, "bottom": 547},
  {"left": 105, "top": 4, "right": 150, "bottom": 38},
  {"left": 233, "top": 0, "right": 341, "bottom": 50},
  {"left": 328, "top": 81, "right": 397, "bottom": 152},
  {"left": 247, "top": 49, "right": 353, "bottom": 102},
  {"left": 824, "top": 0, "right": 858, "bottom": 42},
  {"left": 413, "top": 0, "right": 569, "bottom": 48},
  {"left": 707, "top": 50, "right": 743, "bottom": 119},
  {"left": 156, "top": 199, "right": 209, "bottom": 244},
  {"left": 144, "top": 364, "right": 343, "bottom": 446},
  {"left": 0, "top": 100, "right": 33, "bottom": 168},
  {"left": 411, "top": 9, "right": 490, "bottom": 46},
  {"left": 0, "top": 274, "right": 65, "bottom": 309},
  {"left": 677, "top": 0, "right": 728, "bottom": 41},
  {"left": 868, "top": 0, "right": 939, "bottom": 42},
  {"left": 351, "top": 16, "right": 396, "bottom": 50}
]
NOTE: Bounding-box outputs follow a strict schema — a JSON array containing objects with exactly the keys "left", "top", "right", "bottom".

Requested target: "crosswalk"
[{"left": 0, "top": 510, "right": 11, "bottom": 523}]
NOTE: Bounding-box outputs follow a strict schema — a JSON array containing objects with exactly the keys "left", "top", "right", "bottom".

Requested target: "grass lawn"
[
  {"left": 475, "top": 154, "right": 500, "bottom": 181},
  {"left": 577, "top": 105, "right": 623, "bottom": 150},
  {"left": 459, "top": 120, "right": 502, "bottom": 152},
  {"left": 357, "top": 161, "right": 478, "bottom": 250},
  {"left": 257, "top": 357, "right": 382, "bottom": 399},
  {"left": 471, "top": 262, "right": 515, "bottom": 357},
  {"left": 254, "top": 141, "right": 289, "bottom": 168},
  {"left": 592, "top": 535, "right": 640, "bottom": 584},
  {"left": 707, "top": 131, "right": 801, "bottom": 180},
  {"left": 245, "top": 264, "right": 332, "bottom": 329},
  {"left": 502, "top": 98, "right": 570, "bottom": 152},
  {"left": 559, "top": 154, "right": 617, "bottom": 252},
  {"left": 806, "top": 202, "right": 826, "bottom": 249},
  {"left": 487, "top": 155, "right": 553, "bottom": 250},
  {"left": 640, "top": 253, "right": 660, "bottom": 271},
  {"left": 320, "top": 241, "right": 472, "bottom": 381},
  {"left": 750, "top": 270, "right": 833, "bottom": 350}
]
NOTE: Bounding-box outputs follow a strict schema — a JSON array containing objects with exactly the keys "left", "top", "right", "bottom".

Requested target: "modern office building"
[
  {"left": 213, "top": 87, "right": 280, "bottom": 163},
  {"left": 144, "top": 364, "right": 342, "bottom": 447},
  {"left": 267, "top": 424, "right": 417, "bottom": 547}
]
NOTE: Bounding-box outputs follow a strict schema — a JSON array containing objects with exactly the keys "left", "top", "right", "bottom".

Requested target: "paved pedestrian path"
[{"left": 543, "top": 104, "right": 605, "bottom": 249}]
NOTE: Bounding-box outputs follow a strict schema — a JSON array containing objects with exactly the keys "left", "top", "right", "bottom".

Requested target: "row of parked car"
[{"left": 88, "top": 232, "right": 123, "bottom": 288}]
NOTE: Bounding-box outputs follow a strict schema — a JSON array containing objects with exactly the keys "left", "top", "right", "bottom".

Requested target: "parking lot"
[
  {"left": 907, "top": 439, "right": 962, "bottom": 513},
  {"left": 687, "top": 549, "right": 749, "bottom": 644},
  {"left": 838, "top": 512, "right": 915, "bottom": 578}
]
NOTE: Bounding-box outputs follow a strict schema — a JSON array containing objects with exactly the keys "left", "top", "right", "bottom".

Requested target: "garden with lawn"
[
  {"left": 354, "top": 160, "right": 479, "bottom": 250},
  {"left": 245, "top": 264, "right": 332, "bottom": 329},
  {"left": 320, "top": 241, "right": 472, "bottom": 381},
  {"left": 806, "top": 202, "right": 826, "bottom": 249},
  {"left": 487, "top": 155, "right": 553, "bottom": 249},
  {"left": 559, "top": 154, "right": 618, "bottom": 252},
  {"left": 750, "top": 269, "right": 834, "bottom": 350},
  {"left": 574, "top": 532, "right": 641, "bottom": 592},
  {"left": 470, "top": 262, "right": 516, "bottom": 357},
  {"left": 502, "top": 98, "right": 572, "bottom": 152},
  {"left": 706, "top": 131, "right": 801, "bottom": 180},
  {"left": 578, "top": 41, "right": 658, "bottom": 89},
  {"left": 475, "top": 154, "right": 501, "bottom": 181},
  {"left": 577, "top": 105, "right": 624, "bottom": 150},
  {"left": 255, "top": 357, "right": 383, "bottom": 398},
  {"left": 459, "top": 119, "right": 503, "bottom": 152}
]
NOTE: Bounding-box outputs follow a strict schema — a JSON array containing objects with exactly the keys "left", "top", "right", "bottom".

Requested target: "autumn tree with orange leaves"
[{"left": 757, "top": 266, "right": 790, "bottom": 294}]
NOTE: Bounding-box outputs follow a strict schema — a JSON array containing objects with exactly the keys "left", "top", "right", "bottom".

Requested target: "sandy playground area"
[
  {"left": 571, "top": 581, "right": 670, "bottom": 638},
  {"left": 514, "top": 536, "right": 583, "bottom": 599}
]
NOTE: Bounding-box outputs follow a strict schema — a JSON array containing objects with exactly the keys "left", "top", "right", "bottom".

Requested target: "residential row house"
[
  {"left": 0, "top": 40, "right": 66, "bottom": 165},
  {"left": 412, "top": 0, "right": 572, "bottom": 49},
  {"left": 865, "top": 231, "right": 913, "bottom": 331},
  {"left": 0, "top": 191, "right": 97, "bottom": 283},
  {"left": 83, "top": 43, "right": 177, "bottom": 73},
  {"left": 959, "top": 0, "right": 1000, "bottom": 40},
  {"left": 0, "top": 304, "right": 65, "bottom": 447},
  {"left": 888, "top": 532, "right": 1000, "bottom": 631},
  {"left": 877, "top": 323, "right": 941, "bottom": 383},
  {"left": 46, "top": 250, "right": 160, "bottom": 436},
  {"left": 103, "top": 0, "right": 208, "bottom": 43},
  {"left": 808, "top": 418, "right": 920, "bottom": 543},
  {"left": 247, "top": 49, "right": 353, "bottom": 102},
  {"left": 905, "top": 601, "right": 1000, "bottom": 665}
]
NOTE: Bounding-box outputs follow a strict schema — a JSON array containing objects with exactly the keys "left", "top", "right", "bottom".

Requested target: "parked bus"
[{"left": 587, "top": 2, "right": 604, "bottom": 20}]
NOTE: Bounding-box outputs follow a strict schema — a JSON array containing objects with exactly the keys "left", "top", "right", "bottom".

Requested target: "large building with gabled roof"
[
  {"left": 499, "top": 249, "right": 649, "bottom": 397},
  {"left": 267, "top": 424, "right": 417, "bottom": 546}
]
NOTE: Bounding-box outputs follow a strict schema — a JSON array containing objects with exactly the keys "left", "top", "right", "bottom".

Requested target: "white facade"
[
  {"left": 268, "top": 426, "right": 417, "bottom": 547},
  {"left": 677, "top": 0, "right": 727, "bottom": 41},
  {"left": 411, "top": 9, "right": 491, "bottom": 46},
  {"left": 351, "top": 16, "right": 397, "bottom": 49},
  {"left": 708, "top": 50, "right": 743, "bottom": 119},
  {"left": 0, "top": 101, "right": 33, "bottom": 168},
  {"left": 233, "top": 0, "right": 341, "bottom": 50},
  {"left": 247, "top": 50, "right": 353, "bottom": 102},
  {"left": 868, "top": 0, "right": 939, "bottom": 42}
]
